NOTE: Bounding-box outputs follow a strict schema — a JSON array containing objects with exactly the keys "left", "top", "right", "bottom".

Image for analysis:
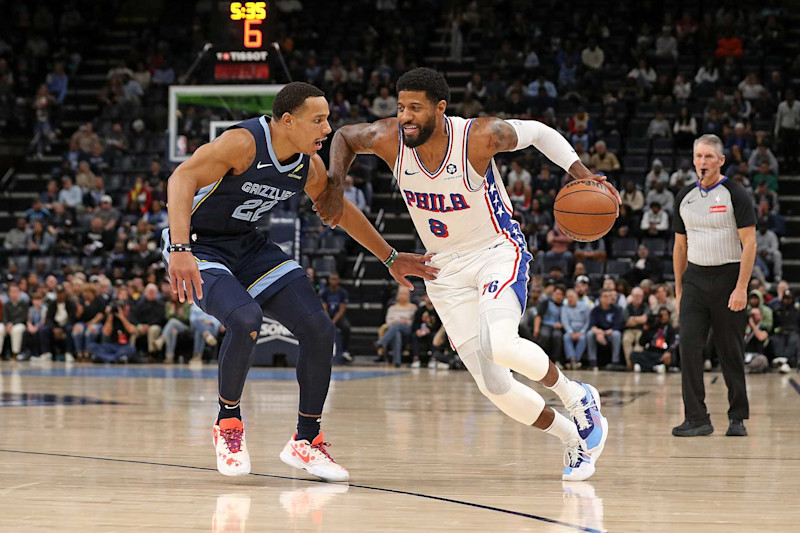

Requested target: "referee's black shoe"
[
  {"left": 726, "top": 419, "right": 748, "bottom": 437},
  {"left": 672, "top": 420, "right": 714, "bottom": 437}
]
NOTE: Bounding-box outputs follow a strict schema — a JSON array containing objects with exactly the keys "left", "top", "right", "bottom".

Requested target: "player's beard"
[{"left": 401, "top": 115, "right": 436, "bottom": 148}]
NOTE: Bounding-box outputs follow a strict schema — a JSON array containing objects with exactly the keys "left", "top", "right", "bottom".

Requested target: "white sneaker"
[
  {"left": 426, "top": 359, "right": 435, "bottom": 369},
  {"left": 436, "top": 361, "right": 450, "bottom": 370},
  {"left": 562, "top": 439, "right": 595, "bottom": 481},
  {"left": 212, "top": 418, "right": 251, "bottom": 476},
  {"left": 411, "top": 360, "right": 421, "bottom": 369},
  {"left": 704, "top": 360, "right": 712, "bottom": 371},
  {"left": 30, "top": 352, "right": 52, "bottom": 362},
  {"left": 341, "top": 351, "right": 353, "bottom": 363},
  {"left": 153, "top": 336, "right": 166, "bottom": 351},
  {"left": 772, "top": 357, "right": 788, "bottom": 367},
  {"left": 653, "top": 364, "right": 666, "bottom": 374},
  {"left": 203, "top": 331, "right": 218, "bottom": 347},
  {"left": 633, "top": 363, "right": 642, "bottom": 373},
  {"left": 565, "top": 382, "right": 608, "bottom": 458},
  {"left": 65, "top": 352, "right": 75, "bottom": 363},
  {"left": 779, "top": 363, "right": 791, "bottom": 374},
  {"left": 744, "top": 353, "right": 754, "bottom": 364},
  {"left": 279, "top": 432, "right": 349, "bottom": 482}
]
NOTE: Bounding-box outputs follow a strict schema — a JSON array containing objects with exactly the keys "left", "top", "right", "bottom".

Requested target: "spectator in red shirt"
[{"left": 716, "top": 33, "right": 743, "bottom": 58}]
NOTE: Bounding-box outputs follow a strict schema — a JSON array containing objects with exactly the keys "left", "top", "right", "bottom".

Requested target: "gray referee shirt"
[{"left": 674, "top": 177, "right": 756, "bottom": 266}]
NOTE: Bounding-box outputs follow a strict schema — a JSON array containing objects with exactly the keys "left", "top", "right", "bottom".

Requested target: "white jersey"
[{"left": 392, "top": 115, "right": 526, "bottom": 256}]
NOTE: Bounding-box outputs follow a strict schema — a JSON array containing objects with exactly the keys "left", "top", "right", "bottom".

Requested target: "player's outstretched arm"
[
  {"left": 470, "top": 117, "right": 621, "bottom": 205},
  {"left": 306, "top": 155, "right": 438, "bottom": 289},
  {"left": 166, "top": 129, "right": 253, "bottom": 303}
]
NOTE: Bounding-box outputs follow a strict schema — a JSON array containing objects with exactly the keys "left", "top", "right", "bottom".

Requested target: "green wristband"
[{"left": 382, "top": 249, "right": 399, "bottom": 268}]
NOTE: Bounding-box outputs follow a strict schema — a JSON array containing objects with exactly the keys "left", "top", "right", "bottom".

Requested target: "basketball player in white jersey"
[{"left": 326, "top": 68, "right": 619, "bottom": 481}]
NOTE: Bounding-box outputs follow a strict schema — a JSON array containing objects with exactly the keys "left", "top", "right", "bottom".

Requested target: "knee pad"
[
  {"left": 226, "top": 301, "right": 263, "bottom": 339},
  {"left": 457, "top": 337, "right": 512, "bottom": 396},
  {"left": 479, "top": 309, "right": 550, "bottom": 380}
]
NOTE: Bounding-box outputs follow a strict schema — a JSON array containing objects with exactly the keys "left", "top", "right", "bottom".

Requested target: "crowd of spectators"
[{"left": 1, "top": 2, "right": 798, "bottom": 372}]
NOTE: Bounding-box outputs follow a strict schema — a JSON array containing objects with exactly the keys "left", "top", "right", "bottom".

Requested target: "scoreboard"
[{"left": 214, "top": 1, "right": 275, "bottom": 81}]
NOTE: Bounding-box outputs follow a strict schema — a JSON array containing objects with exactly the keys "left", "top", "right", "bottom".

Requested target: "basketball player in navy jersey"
[
  {"left": 165, "top": 82, "right": 436, "bottom": 481},
  {"left": 328, "top": 68, "right": 620, "bottom": 481}
]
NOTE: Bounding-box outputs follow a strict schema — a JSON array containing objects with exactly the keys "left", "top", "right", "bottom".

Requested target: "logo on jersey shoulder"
[
  {"left": 403, "top": 190, "right": 470, "bottom": 213},
  {"left": 287, "top": 163, "right": 304, "bottom": 179},
  {"left": 256, "top": 161, "right": 272, "bottom": 169},
  {"left": 446, "top": 163, "right": 457, "bottom": 174}
]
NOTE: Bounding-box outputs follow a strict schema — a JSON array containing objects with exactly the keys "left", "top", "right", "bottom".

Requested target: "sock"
[
  {"left": 296, "top": 413, "right": 321, "bottom": 442},
  {"left": 217, "top": 399, "right": 241, "bottom": 423},
  {"left": 543, "top": 411, "right": 580, "bottom": 444},
  {"left": 545, "top": 370, "right": 585, "bottom": 407}
]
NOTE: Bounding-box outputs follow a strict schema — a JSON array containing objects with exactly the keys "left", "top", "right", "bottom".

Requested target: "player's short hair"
[
  {"left": 396, "top": 67, "right": 451, "bottom": 105},
  {"left": 272, "top": 82, "right": 325, "bottom": 118}
]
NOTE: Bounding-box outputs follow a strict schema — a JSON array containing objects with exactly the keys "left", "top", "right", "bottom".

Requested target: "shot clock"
[{"left": 213, "top": 1, "right": 275, "bottom": 81}]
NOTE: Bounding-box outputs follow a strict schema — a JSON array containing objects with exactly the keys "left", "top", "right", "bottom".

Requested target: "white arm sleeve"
[{"left": 506, "top": 119, "right": 580, "bottom": 173}]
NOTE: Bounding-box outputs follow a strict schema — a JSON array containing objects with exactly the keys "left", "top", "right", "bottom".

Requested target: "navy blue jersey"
[{"left": 190, "top": 116, "right": 310, "bottom": 236}]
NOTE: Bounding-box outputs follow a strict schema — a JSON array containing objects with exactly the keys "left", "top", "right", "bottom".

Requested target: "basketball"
[{"left": 553, "top": 180, "right": 617, "bottom": 242}]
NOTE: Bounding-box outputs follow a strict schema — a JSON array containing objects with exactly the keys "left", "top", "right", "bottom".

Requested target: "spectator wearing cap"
[
  {"left": 771, "top": 290, "right": 800, "bottom": 371},
  {"left": 534, "top": 284, "right": 565, "bottom": 362},
  {"left": 574, "top": 275, "right": 595, "bottom": 309},
  {"left": 645, "top": 159, "right": 670, "bottom": 193},
  {"left": 743, "top": 307, "right": 771, "bottom": 371},
  {"left": 95, "top": 196, "right": 120, "bottom": 230},
  {"left": 587, "top": 288, "right": 625, "bottom": 370},
  {"left": 755, "top": 218, "right": 782, "bottom": 282},
  {"left": 640, "top": 201, "right": 669, "bottom": 238}
]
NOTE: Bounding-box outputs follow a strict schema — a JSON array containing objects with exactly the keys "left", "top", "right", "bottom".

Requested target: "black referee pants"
[{"left": 679, "top": 263, "right": 749, "bottom": 423}]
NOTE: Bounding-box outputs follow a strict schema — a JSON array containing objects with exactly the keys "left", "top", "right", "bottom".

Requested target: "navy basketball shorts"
[{"left": 161, "top": 228, "right": 306, "bottom": 313}]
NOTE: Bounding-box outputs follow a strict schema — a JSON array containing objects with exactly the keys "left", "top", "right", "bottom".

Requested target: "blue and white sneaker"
[
  {"left": 566, "top": 382, "right": 608, "bottom": 459},
  {"left": 562, "top": 439, "right": 595, "bottom": 481}
]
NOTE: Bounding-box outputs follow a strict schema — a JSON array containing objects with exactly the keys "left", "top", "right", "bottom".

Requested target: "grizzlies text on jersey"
[{"left": 189, "top": 115, "right": 310, "bottom": 236}]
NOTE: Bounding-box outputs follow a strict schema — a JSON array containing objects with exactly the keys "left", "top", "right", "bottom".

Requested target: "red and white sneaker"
[
  {"left": 279, "top": 432, "right": 349, "bottom": 482},
  {"left": 212, "top": 418, "right": 251, "bottom": 476}
]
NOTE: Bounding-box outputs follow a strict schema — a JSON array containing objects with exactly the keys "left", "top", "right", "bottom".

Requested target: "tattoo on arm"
[{"left": 489, "top": 119, "right": 518, "bottom": 152}]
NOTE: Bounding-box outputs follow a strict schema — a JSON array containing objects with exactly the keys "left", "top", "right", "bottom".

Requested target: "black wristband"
[{"left": 168, "top": 243, "right": 192, "bottom": 253}]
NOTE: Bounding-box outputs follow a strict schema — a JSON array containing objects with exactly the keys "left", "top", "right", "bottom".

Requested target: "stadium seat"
[
  {"left": 605, "top": 259, "right": 632, "bottom": 276},
  {"left": 611, "top": 237, "right": 638, "bottom": 259},
  {"left": 312, "top": 255, "right": 337, "bottom": 277},
  {"left": 625, "top": 138, "right": 649, "bottom": 155},
  {"left": 652, "top": 138, "right": 673, "bottom": 155},
  {"left": 642, "top": 237, "right": 667, "bottom": 257},
  {"left": 583, "top": 260, "right": 605, "bottom": 275},
  {"left": 623, "top": 155, "right": 648, "bottom": 174},
  {"left": 318, "top": 233, "right": 346, "bottom": 254}
]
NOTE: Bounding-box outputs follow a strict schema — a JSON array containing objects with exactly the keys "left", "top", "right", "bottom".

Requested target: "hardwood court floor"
[{"left": 1, "top": 361, "right": 799, "bottom": 532}]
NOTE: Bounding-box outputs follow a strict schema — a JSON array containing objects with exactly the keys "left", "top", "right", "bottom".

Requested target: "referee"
[{"left": 672, "top": 134, "right": 756, "bottom": 438}]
